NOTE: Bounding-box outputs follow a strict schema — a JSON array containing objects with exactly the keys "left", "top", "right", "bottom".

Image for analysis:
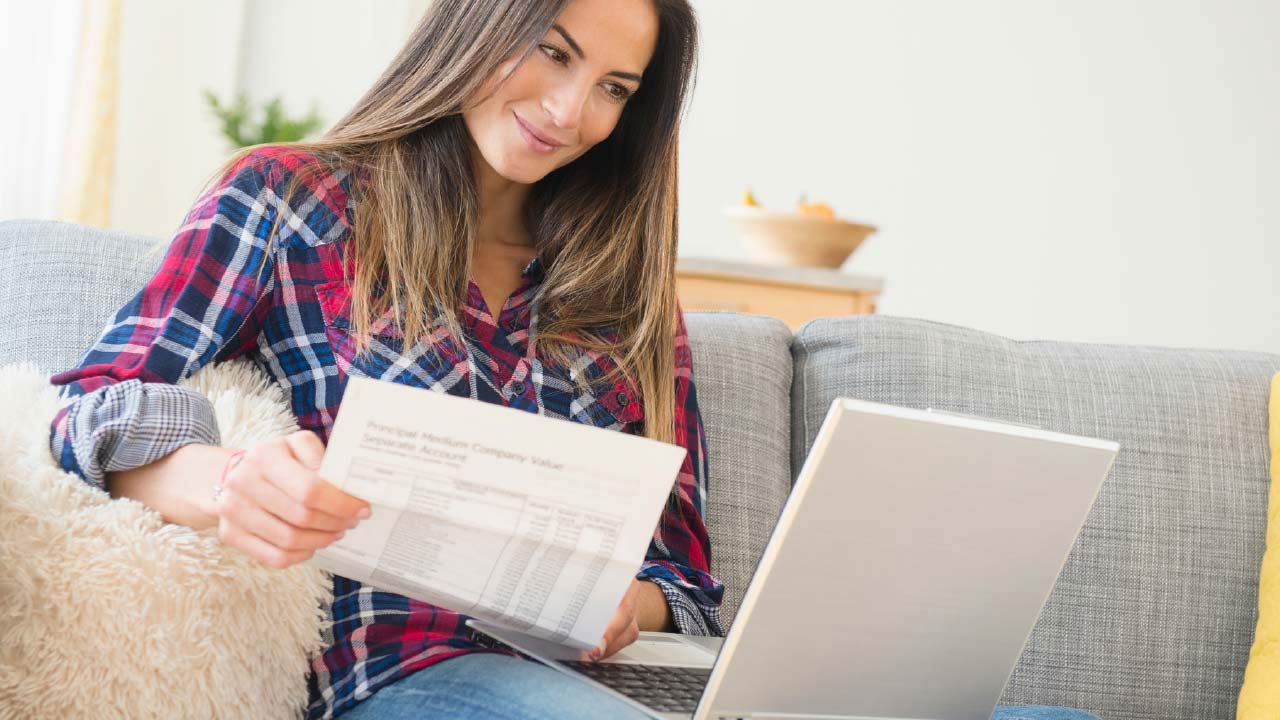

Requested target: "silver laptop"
[{"left": 468, "top": 396, "right": 1120, "bottom": 720}]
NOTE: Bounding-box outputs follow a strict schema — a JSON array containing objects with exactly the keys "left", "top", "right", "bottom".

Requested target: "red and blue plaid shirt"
[{"left": 48, "top": 147, "right": 725, "bottom": 719}]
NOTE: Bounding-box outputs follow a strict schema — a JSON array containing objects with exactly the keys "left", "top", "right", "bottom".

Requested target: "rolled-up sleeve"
[
  {"left": 49, "top": 151, "right": 283, "bottom": 490},
  {"left": 635, "top": 302, "right": 726, "bottom": 637}
]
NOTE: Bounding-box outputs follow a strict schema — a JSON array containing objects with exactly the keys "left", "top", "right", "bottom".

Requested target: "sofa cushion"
[
  {"left": 0, "top": 358, "right": 329, "bottom": 718},
  {"left": 791, "top": 314, "right": 1280, "bottom": 720}
]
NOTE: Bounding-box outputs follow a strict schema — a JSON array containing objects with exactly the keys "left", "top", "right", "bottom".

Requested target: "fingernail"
[{"left": 357, "top": 507, "right": 371, "bottom": 520}]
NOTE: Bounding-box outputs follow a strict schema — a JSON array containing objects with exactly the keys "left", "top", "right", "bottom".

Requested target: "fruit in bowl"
[
  {"left": 796, "top": 197, "right": 834, "bottom": 219},
  {"left": 724, "top": 190, "right": 876, "bottom": 268}
]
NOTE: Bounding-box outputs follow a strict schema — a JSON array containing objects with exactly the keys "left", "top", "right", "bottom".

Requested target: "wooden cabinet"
[{"left": 675, "top": 257, "right": 882, "bottom": 331}]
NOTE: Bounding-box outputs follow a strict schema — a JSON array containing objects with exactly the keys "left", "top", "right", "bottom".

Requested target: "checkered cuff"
[
  {"left": 55, "top": 379, "right": 222, "bottom": 491},
  {"left": 637, "top": 562, "right": 725, "bottom": 637}
]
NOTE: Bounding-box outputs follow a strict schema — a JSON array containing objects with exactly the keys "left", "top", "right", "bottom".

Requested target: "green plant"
[{"left": 204, "top": 90, "right": 325, "bottom": 148}]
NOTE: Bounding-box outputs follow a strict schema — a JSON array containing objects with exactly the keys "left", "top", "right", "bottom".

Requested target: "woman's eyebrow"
[{"left": 551, "top": 23, "right": 643, "bottom": 83}]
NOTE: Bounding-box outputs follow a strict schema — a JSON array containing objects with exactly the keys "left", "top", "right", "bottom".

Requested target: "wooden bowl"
[{"left": 724, "top": 206, "right": 877, "bottom": 268}]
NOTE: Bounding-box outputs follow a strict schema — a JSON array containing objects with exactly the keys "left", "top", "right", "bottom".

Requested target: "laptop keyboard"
[{"left": 560, "top": 661, "right": 710, "bottom": 714}]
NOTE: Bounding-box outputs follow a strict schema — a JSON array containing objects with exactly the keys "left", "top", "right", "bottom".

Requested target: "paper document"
[{"left": 308, "top": 375, "right": 687, "bottom": 649}]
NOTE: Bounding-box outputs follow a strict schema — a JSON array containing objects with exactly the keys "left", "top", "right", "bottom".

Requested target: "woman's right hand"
[{"left": 213, "top": 430, "right": 371, "bottom": 569}]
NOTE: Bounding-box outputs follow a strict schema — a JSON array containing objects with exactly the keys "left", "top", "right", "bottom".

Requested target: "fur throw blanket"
[{"left": 0, "top": 359, "right": 331, "bottom": 720}]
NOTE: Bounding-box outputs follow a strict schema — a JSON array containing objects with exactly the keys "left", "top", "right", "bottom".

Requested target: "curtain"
[
  {"left": 56, "top": 0, "right": 124, "bottom": 226},
  {"left": 0, "top": 1, "right": 85, "bottom": 221}
]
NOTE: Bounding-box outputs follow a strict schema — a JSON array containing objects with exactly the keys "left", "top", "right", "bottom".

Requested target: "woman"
[{"left": 47, "top": 1, "right": 1102, "bottom": 718}]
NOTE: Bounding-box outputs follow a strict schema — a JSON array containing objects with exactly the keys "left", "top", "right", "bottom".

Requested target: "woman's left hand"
[
  {"left": 592, "top": 579, "right": 643, "bottom": 661},
  {"left": 591, "top": 579, "right": 673, "bottom": 661}
]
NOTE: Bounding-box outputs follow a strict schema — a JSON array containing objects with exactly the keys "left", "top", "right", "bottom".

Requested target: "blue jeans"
[{"left": 338, "top": 652, "right": 1102, "bottom": 720}]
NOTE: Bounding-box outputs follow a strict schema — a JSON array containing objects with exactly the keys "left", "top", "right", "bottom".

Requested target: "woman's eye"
[
  {"left": 540, "top": 44, "right": 569, "bottom": 64},
  {"left": 605, "top": 84, "right": 632, "bottom": 102}
]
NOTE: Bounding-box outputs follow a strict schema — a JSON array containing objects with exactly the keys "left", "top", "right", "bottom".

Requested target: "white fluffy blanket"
[{"left": 0, "top": 359, "right": 331, "bottom": 720}]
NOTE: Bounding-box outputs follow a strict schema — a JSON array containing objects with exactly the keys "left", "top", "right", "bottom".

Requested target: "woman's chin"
[{"left": 496, "top": 161, "right": 552, "bottom": 186}]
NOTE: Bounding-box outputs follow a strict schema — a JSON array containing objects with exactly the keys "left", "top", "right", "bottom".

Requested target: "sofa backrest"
[
  {"left": 792, "top": 314, "right": 1280, "bottom": 720},
  {"left": 0, "top": 220, "right": 166, "bottom": 373},
  {"left": 0, "top": 219, "right": 795, "bottom": 629},
  {"left": 685, "top": 312, "right": 793, "bottom": 624}
]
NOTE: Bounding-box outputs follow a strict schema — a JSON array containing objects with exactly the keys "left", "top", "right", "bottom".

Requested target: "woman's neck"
[{"left": 472, "top": 143, "right": 534, "bottom": 249}]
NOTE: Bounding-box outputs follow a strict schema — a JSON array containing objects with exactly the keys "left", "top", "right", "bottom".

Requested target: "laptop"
[{"left": 468, "top": 396, "right": 1121, "bottom": 720}]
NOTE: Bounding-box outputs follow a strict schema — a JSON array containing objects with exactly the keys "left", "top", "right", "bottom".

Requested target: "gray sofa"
[{"left": 2, "top": 218, "right": 1277, "bottom": 720}]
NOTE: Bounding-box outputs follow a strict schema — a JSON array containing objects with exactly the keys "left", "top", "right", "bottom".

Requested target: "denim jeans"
[{"left": 338, "top": 652, "right": 1102, "bottom": 720}]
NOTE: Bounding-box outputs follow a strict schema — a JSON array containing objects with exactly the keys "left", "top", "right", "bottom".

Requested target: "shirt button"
[
  {"left": 616, "top": 391, "right": 629, "bottom": 406},
  {"left": 511, "top": 380, "right": 525, "bottom": 395}
]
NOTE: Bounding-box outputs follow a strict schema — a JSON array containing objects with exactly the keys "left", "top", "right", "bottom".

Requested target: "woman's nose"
[{"left": 543, "top": 79, "right": 592, "bottom": 132}]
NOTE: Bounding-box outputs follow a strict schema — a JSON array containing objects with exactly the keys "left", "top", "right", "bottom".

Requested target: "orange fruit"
[{"left": 797, "top": 200, "right": 834, "bottom": 219}]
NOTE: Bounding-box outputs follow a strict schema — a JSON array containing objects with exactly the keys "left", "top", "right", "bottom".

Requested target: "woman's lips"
[{"left": 514, "top": 113, "right": 564, "bottom": 153}]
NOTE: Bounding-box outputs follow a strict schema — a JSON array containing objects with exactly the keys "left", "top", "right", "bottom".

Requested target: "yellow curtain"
[{"left": 56, "top": 0, "right": 122, "bottom": 227}]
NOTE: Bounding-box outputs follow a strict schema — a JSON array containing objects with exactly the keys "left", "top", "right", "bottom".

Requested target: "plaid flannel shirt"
[{"left": 48, "top": 147, "right": 725, "bottom": 719}]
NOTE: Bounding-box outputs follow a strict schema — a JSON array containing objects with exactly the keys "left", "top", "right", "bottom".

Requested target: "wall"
[
  {"left": 110, "top": 0, "right": 247, "bottom": 238},
  {"left": 680, "top": 0, "right": 1278, "bottom": 353},
  {"left": 236, "top": 0, "right": 431, "bottom": 134}
]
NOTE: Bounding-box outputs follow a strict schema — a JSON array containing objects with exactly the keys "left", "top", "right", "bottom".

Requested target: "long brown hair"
[{"left": 203, "top": 0, "right": 698, "bottom": 445}]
